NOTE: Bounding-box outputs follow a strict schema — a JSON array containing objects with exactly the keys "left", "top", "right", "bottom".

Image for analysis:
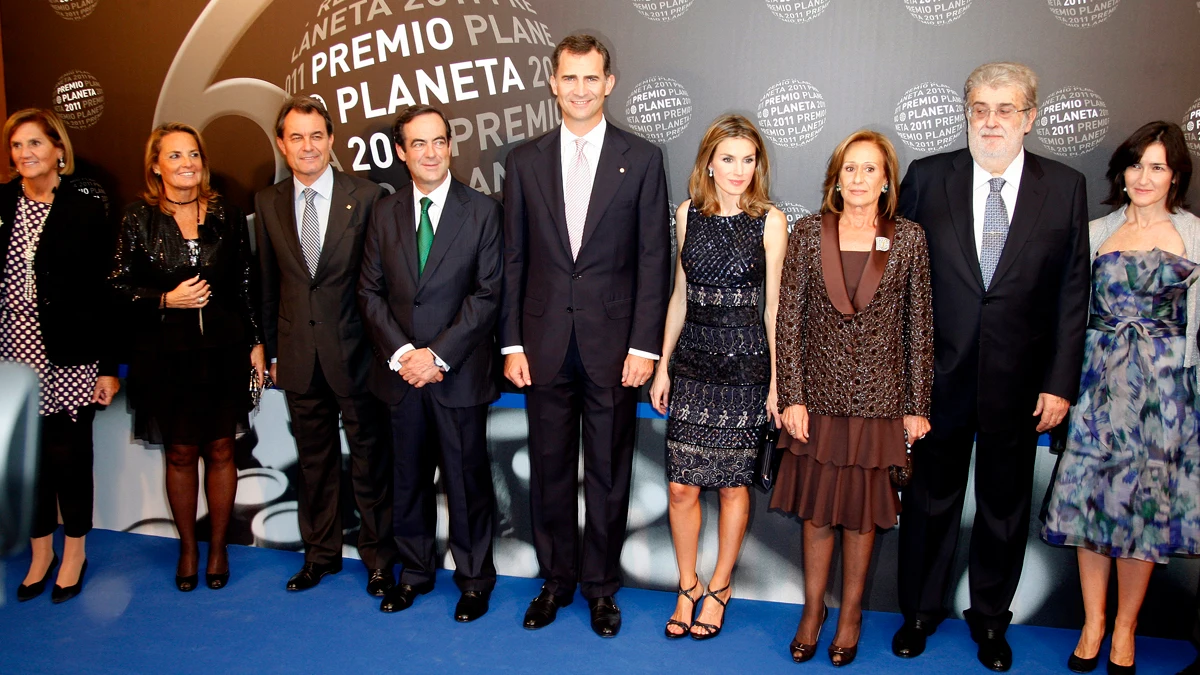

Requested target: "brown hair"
[
  {"left": 820, "top": 130, "right": 900, "bottom": 220},
  {"left": 1103, "top": 120, "right": 1192, "bottom": 211},
  {"left": 392, "top": 105, "right": 453, "bottom": 149},
  {"left": 274, "top": 95, "right": 335, "bottom": 138},
  {"left": 142, "top": 122, "right": 219, "bottom": 214},
  {"left": 552, "top": 34, "right": 611, "bottom": 76},
  {"left": 688, "top": 114, "right": 772, "bottom": 219},
  {"left": 3, "top": 108, "right": 74, "bottom": 177}
]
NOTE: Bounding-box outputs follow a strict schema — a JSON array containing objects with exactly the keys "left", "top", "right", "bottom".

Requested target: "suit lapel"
[
  {"left": 820, "top": 212, "right": 855, "bottom": 317},
  {"left": 991, "top": 152, "right": 1047, "bottom": 287},
  {"left": 853, "top": 217, "right": 894, "bottom": 312},
  {"left": 578, "top": 127, "right": 629, "bottom": 255},
  {"left": 273, "top": 181, "right": 306, "bottom": 273},
  {"left": 418, "top": 180, "right": 468, "bottom": 288},
  {"left": 946, "top": 150, "right": 983, "bottom": 290},
  {"left": 530, "top": 129, "right": 572, "bottom": 259},
  {"left": 394, "top": 185, "right": 419, "bottom": 286},
  {"left": 314, "top": 171, "right": 355, "bottom": 279}
]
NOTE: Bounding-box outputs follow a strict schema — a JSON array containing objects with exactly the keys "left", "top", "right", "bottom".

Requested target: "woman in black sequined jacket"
[{"left": 109, "top": 122, "right": 264, "bottom": 592}]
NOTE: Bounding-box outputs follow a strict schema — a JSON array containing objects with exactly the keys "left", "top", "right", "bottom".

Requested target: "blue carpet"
[{"left": 0, "top": 530, "right": 1192, "bottom": 674}]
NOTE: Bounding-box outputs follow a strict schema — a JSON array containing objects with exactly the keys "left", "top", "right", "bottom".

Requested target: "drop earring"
[
  {"left": 708, "top": 167, "right": 713, "bottom": 178},
  {"left": 57, "top": 157, "right": 65, "bottom": 169},
  {"left": 835, "top": 184, "right": 841, "bottom": 192}
]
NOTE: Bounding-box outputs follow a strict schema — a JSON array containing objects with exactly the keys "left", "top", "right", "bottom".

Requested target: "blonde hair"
[
  {"left": 687, "top": 114, "right": 772, "bottom": 218},
  {"left": 820, "top": 130, "right": 900, "bottom": 220},
  {"left": 3, "top": 108, "right": 74, "bottom": 177},
  {"left": 142, "top": 122, "right": 219, "bottom": 214}
]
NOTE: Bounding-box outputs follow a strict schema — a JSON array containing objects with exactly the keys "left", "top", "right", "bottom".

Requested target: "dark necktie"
[
  {"left": 979, "top": 177, "right": 1008, "bottom": 289},
  {"left": 417, "top": 197, "right": 434, "bottom": 276},
  {"left": 300, "top": 187, "right": 321, "bottom": 277}
]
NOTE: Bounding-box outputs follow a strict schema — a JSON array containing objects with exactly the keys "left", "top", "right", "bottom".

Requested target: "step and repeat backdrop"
[{"left": 6, "top": 0, "right": 1200, "bottom": 637}]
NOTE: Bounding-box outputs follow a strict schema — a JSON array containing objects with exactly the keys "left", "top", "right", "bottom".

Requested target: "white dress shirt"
[
  {"left": 292, "top": 164, "right": 334, "bottom": 245},
  {"left": 971, "top": 149, "right": 1025, "bottom": 259},
  {"left": 390, "top": 172, "right": 453, "bottom": 373},
  {"left": 501, "top": 119, "right": 660, "bottom": 362}
]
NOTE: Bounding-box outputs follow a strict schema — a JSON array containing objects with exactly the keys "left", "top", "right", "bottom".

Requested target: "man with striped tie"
[
  {"left": 255, "top": 95, "right": 396, "bottom": 597},
  {"left": 891, "top": 63, "right": 1091, "bottom": 672}
]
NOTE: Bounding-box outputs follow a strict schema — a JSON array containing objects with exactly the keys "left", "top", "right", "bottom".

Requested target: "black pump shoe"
[
  {"left": 17, "top": 554, "right": 59, "bottom": 602},
  {"left": 51, "top": 559, "right": 88, "bottom": 604}
]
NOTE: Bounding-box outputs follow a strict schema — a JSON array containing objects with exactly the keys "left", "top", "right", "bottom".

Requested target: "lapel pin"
[
  {"left": 875, "top": 237, "right": 890, "bottom": 252},
  {"left": 619, "top": 167, "right": 626, "bottom": 173},
  {"left": 345, "top": 204, "right": 352, "bottom": 210}
]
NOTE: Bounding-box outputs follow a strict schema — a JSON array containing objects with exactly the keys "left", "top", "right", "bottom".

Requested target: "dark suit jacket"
[
  {"left": 357, "top": 177, "right": 502, "bottom": 408},
  {"left": 499, "top": 124, "right": 671, "bottom": 388},
  {"left": 255, "top": 169, "right": 387, "bottom": 397},
  {"left": 897, "top": 148, "right": 1090, "bottom": 434},
  {"left": 0, "top": 176, "right": 115, "bottom": 373}
]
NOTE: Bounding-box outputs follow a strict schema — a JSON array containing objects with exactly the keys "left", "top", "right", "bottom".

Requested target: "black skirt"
[{"left": 127, "top": 343, "right": 248, "bottom": 446}]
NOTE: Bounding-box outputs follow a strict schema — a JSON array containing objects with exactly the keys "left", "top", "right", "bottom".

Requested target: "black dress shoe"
[
  {"left": 588, "top": 596, "right": 622, "bottom": 638},
  {"left": 380, "top": 581, "right": 434, "bottom": 613},
  {"left": 892, "top": 618, "right": 933, "bottom": 658},
  {"left": 366, "top": 568, "right": 394, "bottom": 597},
  {"left": 51, "top": 560, "right": 87, "bottom": 604},
  {"left": 17, "top": 554, "right": 58, "bottom": 602},
  {"left": 1107, "top": 659, "right": 1135, "bottom": 675},
  {"left": 975, "top": 629, "right": 1013, "bottom": 672},
  {"left": 523, "top": 589, "right": 573, "bottom": 629},
  {"left": 455, "top": 590, "right": 490, "bottom": 622},
  {"left": 286, "top": 561, "right": 342, "bottom": 591}
]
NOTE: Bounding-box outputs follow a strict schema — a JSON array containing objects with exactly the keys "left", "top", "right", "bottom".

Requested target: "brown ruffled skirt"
[{"left": 769, "top": 413, "right": 906, "bottom": 533}]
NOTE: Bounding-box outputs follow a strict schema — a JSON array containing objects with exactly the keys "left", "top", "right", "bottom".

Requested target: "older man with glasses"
[{"left": 890, "top": 62, "right": 1091, "bottom": 672}]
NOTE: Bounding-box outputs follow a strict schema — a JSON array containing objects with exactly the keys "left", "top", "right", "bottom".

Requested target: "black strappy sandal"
[
  {"left": 664, "top": 578, "right": 700, "bottom": 639},
  {"left": 690, "top": 583, "right": 731, "bottom": 641},
  {"left": 791, "top": 604, "right": 829, "bottom": 663}
]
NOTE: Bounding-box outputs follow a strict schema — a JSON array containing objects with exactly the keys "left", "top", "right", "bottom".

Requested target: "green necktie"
[{"left": 417, "top": 196, "right": 434, "bottom": 276}]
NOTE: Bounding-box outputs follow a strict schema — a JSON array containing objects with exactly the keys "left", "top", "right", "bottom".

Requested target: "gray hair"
[{"left": 964, "top": 62, "right": 1038, "bottom": 110}]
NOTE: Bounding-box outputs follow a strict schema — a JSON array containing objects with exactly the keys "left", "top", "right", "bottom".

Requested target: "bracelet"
[{"left": 161, "top": 293, "right": 167, "bottom": 309}]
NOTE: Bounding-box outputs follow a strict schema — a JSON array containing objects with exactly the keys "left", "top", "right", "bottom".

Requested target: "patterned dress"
[
  {"left": 0, "top": 192, "right": 97, "bottom": 418},
  {"left": 1042, "top": 249, "right": 1200, "bottom": 563},
  {"left": 666, "top": 204, "right": 769, "bottom": 488}
]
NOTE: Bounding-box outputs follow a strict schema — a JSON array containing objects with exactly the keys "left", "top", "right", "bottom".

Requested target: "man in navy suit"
[
  {"left": 892, "top": 63, "right": 1091, "bottom": 671},
  {"left": 358, "top": 105, "right": 502, "bottom": 622},
  {"left": 500, "top": 34, "right": 671, "bottom": 637}
]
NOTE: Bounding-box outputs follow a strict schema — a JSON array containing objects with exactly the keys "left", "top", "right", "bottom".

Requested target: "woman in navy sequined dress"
[{"left": 650, "top": 115, "right": 788, "bottom": 640}]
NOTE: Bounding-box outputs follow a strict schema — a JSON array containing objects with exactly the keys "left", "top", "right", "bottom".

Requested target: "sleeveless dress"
[
  {"left": 665, "top": 204, "right": 769, "bottom": 488},
  {"left": 1042, "top": 249, "right": 1200, "bottom": 563}
]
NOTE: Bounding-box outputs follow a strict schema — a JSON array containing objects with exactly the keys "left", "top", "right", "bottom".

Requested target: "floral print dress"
[{"left": 1042, "top": 249, "right": 1200, "bottom": 563}]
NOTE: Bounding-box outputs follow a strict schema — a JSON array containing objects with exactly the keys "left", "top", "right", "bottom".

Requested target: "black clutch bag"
[
  {"left": 889, "top": 430, "right": 913, "bottom": 488},
  {"left": 249, "top": 366, "right": 273, "bottom": 411},
  {"left": 753, "top": 423, "right": 784, "bottom": 491}
]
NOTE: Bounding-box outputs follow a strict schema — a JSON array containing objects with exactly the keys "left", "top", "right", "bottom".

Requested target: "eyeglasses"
[{"left": 966, "top": 104, "right": 1033, "bottom": 121}]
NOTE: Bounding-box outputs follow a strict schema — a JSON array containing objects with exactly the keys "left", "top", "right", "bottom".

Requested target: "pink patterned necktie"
[{"left": 565, "top": 137, "right": 591, "bottom": 260}]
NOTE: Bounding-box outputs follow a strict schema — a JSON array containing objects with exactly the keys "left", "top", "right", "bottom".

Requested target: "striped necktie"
[
  {"left": 300, "top": 187, "right": 321, "bottom": 277},
  {"left": 565, "top": 138, "right": 591, "bottom": 260}
]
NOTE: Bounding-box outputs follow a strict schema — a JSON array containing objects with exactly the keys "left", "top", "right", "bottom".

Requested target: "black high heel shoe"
[
  {"left": 1068, "top": 644, "right": 1102, "bottom": 673},
  {"left": 17, "top": 553, "right": 59, "bottom": 602},
  {"left": 1106, "top": 659, "right": 1135, "bottom": 675},
  {"left": 664, "top": 577, "right": 699, "bottom": 639},
  {"left": 51, "top": 559, "right": 87, "bottom": 604},
  {"left": 206, "top": 546, "right": 230, "bottom": 589},
  {"left": 791, "top": 604, "right": 829, "bottom": 663},
  {"left": 690, "top": 583, "right": 730, "bottom": 640}
]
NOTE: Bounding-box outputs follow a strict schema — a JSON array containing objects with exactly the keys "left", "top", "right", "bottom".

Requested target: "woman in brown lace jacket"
[{"left": 771, "top": 130, "right": 933, "bottom": 666}]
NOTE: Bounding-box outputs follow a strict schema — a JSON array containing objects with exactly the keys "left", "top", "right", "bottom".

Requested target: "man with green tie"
[{"left": 357, "top": 104, "right": 503, "bottom": 622}]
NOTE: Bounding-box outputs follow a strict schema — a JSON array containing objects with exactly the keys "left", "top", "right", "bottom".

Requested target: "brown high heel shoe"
[
  {"left": 790, "top": 604, "right": 828, "bottom": 663},
  {"left": 828, "top": 615, "right": 863, "bottom": 667}
]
